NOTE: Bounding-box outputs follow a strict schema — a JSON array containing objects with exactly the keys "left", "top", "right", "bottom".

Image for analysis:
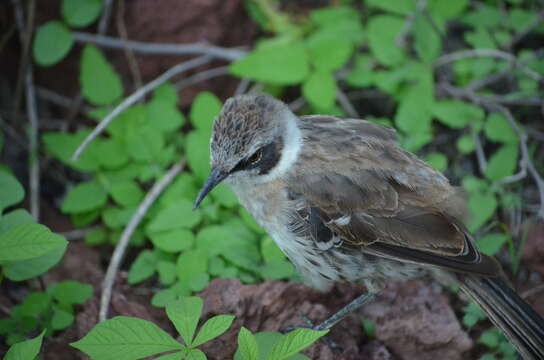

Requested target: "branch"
[
  {"left": 336, "top": 88, "right": 360, "bottom": 118},
  {"left": 12, "top": 0, "right": 40, "bottom": 221},
  {"left": 396, "top": 0, "right": 428, "bottom": 47},
  {"left": 435, "top": 49, "right": 544, "bottom": 84},
  {"left": 71, "top": 56, "right": 212, "bottom": 161},
  {"left": 72, "top": 31, "right": 247, "bottom": 61},
  {"left": 99, "top": 160, "right": 185, "bottom": 322},
  {"left": 97, "top": 0, "right": 114, "bottom": 35},
  {"left": 174, "top": 66, "right": 230, "bottom": 91},
  {"left": 505, "top": 11, "right": 544, "bottom": 49}
]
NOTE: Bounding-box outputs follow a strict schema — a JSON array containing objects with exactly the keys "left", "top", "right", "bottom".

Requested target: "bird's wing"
[{"left": 288, "top": 116, "right": 500, "bottom": 276}]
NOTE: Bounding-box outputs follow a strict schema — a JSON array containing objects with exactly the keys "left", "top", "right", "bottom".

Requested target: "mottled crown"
[{"left": 211, "top": 93, "right": 289, "bottom": 170}]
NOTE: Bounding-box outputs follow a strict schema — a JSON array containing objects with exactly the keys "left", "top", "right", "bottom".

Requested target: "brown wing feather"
[{"left": 289, "top": 116, "right": 501, "bottom": 277}]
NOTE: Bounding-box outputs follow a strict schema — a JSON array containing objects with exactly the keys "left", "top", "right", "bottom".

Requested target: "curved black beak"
[{"left": 193, "top": 168, "right": 229, "bottom": 209}]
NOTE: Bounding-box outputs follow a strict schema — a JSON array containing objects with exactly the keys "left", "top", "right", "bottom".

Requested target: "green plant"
[
  {"left": 3, "top": 330, "right": 45, "bottom": 360},
  {"left": 0, "top": 281, "right": 92, "bottom": 345}
]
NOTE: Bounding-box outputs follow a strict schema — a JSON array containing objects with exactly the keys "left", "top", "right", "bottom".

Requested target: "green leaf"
[
  {"left": 266, "top": 328, "right": 328, "bottom": 360},
  {"left": 51, "top": 308, "right": 75, "bottom": 330},
  {"left": 456, "top": 135, "right": 475, "bottom": 154},
  {"left": 147, "top": 200, "right": 202, "bottom": 232},
  {"left": 190, "top": 92, "right": 222, "bottom": 134},
  {"left": 186, "top": 130, "right": 211, "bottom": 183},
  {"left": 4, "top": 330, "right": 45, "bottom": 360},
  {"left": 0, "top": 209, "right": 34, "bottom": 234},
  {"left": 365, "top": 0, "right": 415, "bottom": 15},
  {"left": 126, "top": 125, "right": 164, "bottom": 162},
  {"left": 310, "top": 6, "right": 359, "bottom": 27},
  {"left": 259, "top": 259, "right": 295, "bottom": 280},
  {"left": 149, "top": 229, "right": 195, "bottom": 253},
  {"left": 413, "top": 13, "right": 441, "bottom": 63},
  {"left": 187, "top": 349, "right": 207, "bottom": 360},
  {"left": 361, "top": 318, "right": 376, "bottom": 338},
  {"left": 0, "top": 224, "right": 67, "bottom": 262},
  {"left": 157, "top": 261, "right": 177, "bottom": 285},
  {"left": 128, "top": 250, "right": 158, "bottom": 284},
  {"left": 166, "top": 297, "right": 203, "bottom": 346},
  {"left": 153, "top": 83, "right": 178, "bottom": 105},
  {"left": 147, "top": 98, "right": 185, "bottom": 133},
  {"left": 478, "top": 329, "right": 501, "bottom": 349},
  {"left": 42, "top": 130, "right": 101, "bottom": 171},
  {"left": 80, "top": 45, "right": 123, "bottom": 106},
  {"left": 0, "top": 172, "right": 24, "bottom": 213},
  {"left": 49, "top": 280, "right": 93, "bottom": 305},
  {"left": 17, "top": 292, "right": 51, "bottom": 316},
  {"left": 468, "top": 192, "right": 497, "bottom": 231},
  {"left": 71, "top": 316, "right": 183, "bottom": 360},
  {"left": 32, "top": 21, "right": 73, "bottom": 66},
  {"left": 230, "top": 43, "right": 309, "bottom": 85},
  {"left": 62, "top": 0, "right": 103, "bottom": 28},
  {"left": 425, "top": 152, "right": 448, "bottom": 172},
  {"left": 432, "top": 100, "right": 484, "bottom": 129},
  {"left": 477, "top": 233, "right": 508, "bottom": 256},
  {"left": 428, "top": 0, "right": 468, "bottom": 19},
  {"left": 109, "top": 181, "right": 144, "bottom": 207},
  {"left": 345, "top": 55, "right": 374, "bottom": 88},
  {"left": 96, "top": 139, "right": 129, "bottom": 169},
  {"left": 367, "top": 15, "right": 405, "bottom": 66},
  {"left": 237, "top": 327, "right": 259, "bottom": 360},
  {"left": 192, "top": 315, "right": 235, "bottom": 347},
  {"left": 61, "top": 181, "right": 107, "bottom": 214},
  {"left": 395, "top": 77, "right": 433, "bottom": 136},
  {"left": 84, "top": 227, "right": 108, "bottom": 246},
  {"left": 484, "top": 145, "right": 518, "bottom": 181},
  {"left": 261, "top": 236, "right": 285, "bottom": 263},
  {"left": 3, "top": 245, "right": 66, "bottom": 281},
  {"left": 211, "top": 184, "right": 239, "bottom": 208},
  {"left": 302, "top": 71, "right": 336, "bottom": 110},
  {"left": 484, "top": 113, "right": 517, "bottom": 144},
  {"left": 306, "top": 40, "right": 352, "bottom": 72},
  {"left": 176, "top": 249, "right": 208, "bottom": 282}
]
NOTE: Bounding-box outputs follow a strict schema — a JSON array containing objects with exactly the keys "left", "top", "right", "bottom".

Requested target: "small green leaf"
[
  {"left": 425, "top": 152, "right": 448, "bottom": 172},
  {"left": 147, "top": 200, "right": 202, "bottom": 232},
  {"left": 62, "top": 0, "right": 103, "bottom": 28},
  {"left": 186, "top": 130, "right": 211, "bottom": 183},
  {"left": 84, "top": 227, "right": 107, "bottom": 246},
  {"left": 428, "top": 0, "right": 468, "bottom": 19},
  {"left": 237, "top": 327, "right": 259, "bottom": 360},
  {"left": 477, "top": 233, "right": 508, "bottom": 256},
  {"left": 366, "top": 0, "right": 415, "bottom": 15},
  {"left": 61, "top": 181, "right": 107, "bottom": 214},
  {"left": 230, "top": 43, "right": 309, "bottom": 85},
  {"left": 259, "top": 259, "right": 295, "bottom": 280},
  {"left": 0, "top": 172, "right": 25, "bottom": 213},
  {"left": 49, "top": 280, "right": 93, "bottom": 305},
  {"left": 149, "top": 229, "right": 195, "bottom": 253},
  {"left": 109, "top": 181, "right": 144, "bottom": 207},
  {"left": 42, "top": 130, "right": 101, "bottom": 171},
  {"left": 153, "top": 83, "right": 178, "bottom": 105},
  {"left": 413, "top": 13, "right": 441, "bottom": 63},
  {"left": 310, "top": 6, "right": 359, "bottom": 27},
  {"left": 187, "top": 349, "right": 207, "bottom": 360},
  {"left": 0, "top": 209, "right": 34, "bottom": 234},
  {"left": 128, "top": 250, "right": 158, "bottom": 284},
  {"left": 80, "top": 45, "right": 123, "bottom": 106},
  {"left": 302, "top": 71, "right": 336, "bottom": 110},
  {"left": 71, "top": 316, "right": 183, "bottom": 360},
  {"left": 176, "top": 249, "right": 208, "bottom": 282},
  {"left": 157, "top": 261, "right": 177, "bottom": 285},
  {"left": 456, "top": 135, "right": 475, "bottom": 154},
  {"left": 367, "top": 15, "right": 405, "bottom": 66},
  {"left": 484, "top": 145, "right": 519, "bottom": 181},
  {"left": 96, "top": 139, "right": 129, "bottom": 169},
  {"left": 261, "top": 236, "right": 285, "bottom": 263},
  {"left": 211, "top": 184, "right": 238, "bottom": 208},
  {"left": 478, "top": 328, "right": 501, "bottom": 349},
  {"left": 51, "top": 308, "right": 75, "bottom": 330},
  {"left": 0, "top": 224, "right": 67, "bottom": 262},
  {"left": 192, "top": 315, "right": 235, "bottom": 347},
  {"left": 166, "top": 297, "right": 203, "bottom": 346},
  {"left": 3, "top": 245, "right": 66, "bottom": 281},
  {"left": 484, "top": 113, "right": 517, "bottom": 144},
  {"left": 432, "top": 100, "right": 484, "bottom": 129},
  {"left": 266, "top": 329, "right": 328, "bottom": 360},
  {"left": 17, "top": 292, "right": 51, "bottom": 316},
  {"left": 361, "top": 318, "right": 376, "bottom": 338},
  {"left": 4, "top": 330, "right": 45, "bottom": 360},
  {"left": 147, "top": 98, "right": 185, "bottom": 133},
  {"left": 307, "top": 40, "right": 352, "bottom": 72},
  {"left": 32, "top": 21, "right": 73, "bottom": 66},
  {"left": 468, "top": 192, "right": 497, "bottom": 231},
  {"left": 190, "top": 92, "right": 222, "bottom": 134}
]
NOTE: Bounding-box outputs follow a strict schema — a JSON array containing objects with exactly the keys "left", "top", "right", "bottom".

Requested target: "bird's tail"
[{"left": 459, "top": 274, "right": 544, "bottom": 360}]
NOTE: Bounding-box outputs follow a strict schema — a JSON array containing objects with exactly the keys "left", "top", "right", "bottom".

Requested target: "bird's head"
[{"left": 193, "top": 93, "right": 301, "bottom": 209}]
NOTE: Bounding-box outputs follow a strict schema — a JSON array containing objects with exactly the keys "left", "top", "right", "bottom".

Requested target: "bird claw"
[{"left": 280, "top": 312, "right": 344, "bottom": 352}]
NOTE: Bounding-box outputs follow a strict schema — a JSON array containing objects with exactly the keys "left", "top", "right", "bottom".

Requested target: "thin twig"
[
  {"left": 116, "top": 0, "right": 143, "bottom": 92},
  {"left": 97, "top": 0, "right": 114, "bottom": 35},
  {"left": 505, "top": 10, "right": 544, "bottom": 49},
  {"left": 439, "top": 82, "right": 543, "bottom": 107},
  {"left": 36, "top": 87, "right": 93, "bottom": 113},
  {"left": 0, "top": 114, "right": 27, "bottom": 148},
  {"left": 336, "top": 88, "right": 360, "bottom": 118},
  {"left": 60, "top": 226, "right": 100, "bottom": 241},
  {"left": 235, "top": 78, "right": 251, "bottom": 95},
  {"left": 12, "top": 0, "right": 40, "bottom": 220},
  {"left": 72, "top": 31, "right": 247, "bottom": 61},
  {"left": 174, "top": 66, "right": 230, "bottom": 92},
  {"left": 396, "top": 0, "right": 428, "bottom": 47},
  {"left": 99, "top": 160, "right": 185, "bottom": 322},
  {"left": 435, "top": 49, "right": 544, "bottom": 83},
  {"left": 473, "top": 134, "right": 487, "bottom": 175},
  {"left": 521, "top": 283, "right": 544, "bottom": 299},
  {"left": 71, "top": 56, "right": 212, "bottom": 161},
  {"left": 289, "top": 97, "right": 306, "bottom": 112}
]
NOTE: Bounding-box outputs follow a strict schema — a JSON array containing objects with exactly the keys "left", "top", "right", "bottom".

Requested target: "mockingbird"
[{"left": 193, "top": 93, "right": 544, "bottom": 359}]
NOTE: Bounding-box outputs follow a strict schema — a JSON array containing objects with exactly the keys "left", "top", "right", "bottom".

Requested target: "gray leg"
[{"left": 313, "top": 292, "right": 376, "bottom": 331}]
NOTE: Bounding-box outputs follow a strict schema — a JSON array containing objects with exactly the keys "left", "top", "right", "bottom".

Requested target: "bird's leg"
[{"left": 313, "top": 291, "right": 376, "bottom": 331}]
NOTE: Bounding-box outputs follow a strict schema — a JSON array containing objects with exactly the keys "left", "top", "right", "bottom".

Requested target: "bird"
[{"left": 193, "top": 93, "right": 544, "bottom": 359}]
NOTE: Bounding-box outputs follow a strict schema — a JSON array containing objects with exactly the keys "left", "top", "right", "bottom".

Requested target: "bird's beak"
[{"left": 193, "top": 167, "right": 229, "bottom": 209}]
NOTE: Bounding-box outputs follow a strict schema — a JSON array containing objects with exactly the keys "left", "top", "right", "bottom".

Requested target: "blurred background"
[{"left": 0, "top": 0, "right": 543, "bottom": 359}]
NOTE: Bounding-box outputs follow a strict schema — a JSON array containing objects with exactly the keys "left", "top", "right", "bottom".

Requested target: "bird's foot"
[{"left": 281, "top": 312, "right": 343, "bottom": 351}]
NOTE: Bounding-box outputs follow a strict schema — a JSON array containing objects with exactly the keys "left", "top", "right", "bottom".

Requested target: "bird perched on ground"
[{"left": 193, "top": 93, "right": 544, "bottom": 360}]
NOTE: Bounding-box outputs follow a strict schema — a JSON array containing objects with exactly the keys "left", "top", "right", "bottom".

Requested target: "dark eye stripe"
[{"left": 231, "top": 137, "right": 283, "bottom": 175}]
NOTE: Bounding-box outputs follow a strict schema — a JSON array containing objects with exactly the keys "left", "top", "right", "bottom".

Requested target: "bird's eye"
[{"left": 247, "top": 149, "right": 263, "bottom": 164}]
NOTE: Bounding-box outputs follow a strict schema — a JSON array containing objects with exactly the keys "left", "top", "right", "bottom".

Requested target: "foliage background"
[{"left": 0, "top": 0, "right": 543, "bottom": 359}]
